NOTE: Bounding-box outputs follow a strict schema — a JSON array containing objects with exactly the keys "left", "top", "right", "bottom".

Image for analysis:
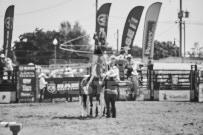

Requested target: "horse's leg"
[
  {"left": 82, "top": 95, "right": 88, "bottom": 117},
  {"left": 79, "top": 95, "right": 84, "bottom": 117},
  {"left": 89, "top": 95, "right": 93, "bottom": 116},
  {"left": 95, "top": 95, "right": 99, "bottom": 117},
  {"left": 100, "top": 89, "right": 106, "bottom": 116},
  {"left": 86, "top": 95, "right": 90, "bottom": 116}
]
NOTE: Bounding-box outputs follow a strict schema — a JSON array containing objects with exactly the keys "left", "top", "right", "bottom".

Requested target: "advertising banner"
[
  {"left": 121, "top": 6, "right": 144, "bottom": 54},
  {"left": 19, "top": 65, "right": 36, "bottom": 102},
  {"left": 142, "top": 2, "right": 162, "bottom": 62},
  {"left": 94, "top": 3, "right": 111, "bottom": 55},
  {"left": 3, "top": 5, "right": 14, "bottom": 57},
  {"left": 44, "top": 77, "right": 83, "bottom": 99},
  {"left": 159, "top": 90, "right": 190, "bottom": 101}
]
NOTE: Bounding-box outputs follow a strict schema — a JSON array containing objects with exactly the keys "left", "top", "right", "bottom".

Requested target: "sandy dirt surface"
[{"left": 1, "top": 101, "right": 203, "bottom": 135}]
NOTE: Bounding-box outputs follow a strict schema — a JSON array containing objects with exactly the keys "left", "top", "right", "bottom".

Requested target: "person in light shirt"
[
  {"left": 64, "top": 67, "right": 74, "bottom": 77},
  {"left": 39, "top": 73, "right": 48, "bottom": 102}
]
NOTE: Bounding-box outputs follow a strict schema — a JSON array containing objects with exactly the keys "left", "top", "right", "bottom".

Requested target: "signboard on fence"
[
  {"left": 159, "top": 90, "right": 190, "bottom": 101},
  {"left": 19, "top": 65, "right": 36, "bottom": 102},
  {"left": 44, "top": 77, "right": 83, "bottom": 99}
]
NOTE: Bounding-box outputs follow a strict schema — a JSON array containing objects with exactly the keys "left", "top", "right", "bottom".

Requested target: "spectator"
[
  {"left": 109, "top": 55, "right": 116, "bottom": 69},
  {"left": 5, "top": 57, "right": 14, "bottom": 80},
  {"left": 128, "top": 67, "right": 140, "bottom": 100},
  {"left": 39, "top": 73, "right": 48, "bottom": 102},
  {"left": 125, "top": 54, "right": 134, "bottom": 79},
  {"left": 64, "top": 67, "right": 74, "bottom": 77},
  {"left": 0, "top": 54, "right": 6, "bottom": 80}
]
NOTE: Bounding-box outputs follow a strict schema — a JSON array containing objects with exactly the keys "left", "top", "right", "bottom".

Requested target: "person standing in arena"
[
  {"left": 125, "top": 54, "right": 134, "bottom": 79},
  {"left": 39, "top": 73, "right": 48, "bottom": 102},
  {"left": 0, "top": 54, "right": 6, "bottom": 80},
  {"left": 103, "top": 69, "right": 119, "bottom": 118}
]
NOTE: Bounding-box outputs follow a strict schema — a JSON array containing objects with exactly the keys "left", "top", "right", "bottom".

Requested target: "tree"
[
  {"left": 153, "top": 40, "right": 179, "bottom": 59},
  {"left": 131, "top": 45, "right": 142, "bottom": 58},
  {"left": 188, "top": 42, "right": 203, "bottom": 57},
  {"left": 13, "top": 21, "right": 91, "bottom": 65}
]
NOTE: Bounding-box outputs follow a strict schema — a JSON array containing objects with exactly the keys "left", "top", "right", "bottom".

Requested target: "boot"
[
  {"left": 102, "top": 107, "right": 106, "bottom": 117},
  {"left": 90, "top": 107, "right": 93, "bottom": 116},
  {"left": 95, "top": 107, "right": 98, "bottom": 117}
]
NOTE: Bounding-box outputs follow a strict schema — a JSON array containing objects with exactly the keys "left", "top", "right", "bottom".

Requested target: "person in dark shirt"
[
  {"left": 0, "top": 54, "right": 6, "bottom": 80},
  {"left": 103, "top": 69, "right": 119, "bottom": 118}
]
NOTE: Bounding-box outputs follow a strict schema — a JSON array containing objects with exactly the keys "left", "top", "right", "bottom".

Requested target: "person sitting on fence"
[
  {"left": 39, "top": 73, "right": 48, "bottom": 102},
  {"left": 5, "top": 57, "right": 14, "bottom": 80},
  {"left": 0, "top": 54, "right": 6, "bottom": 80},
  {"left": 64, "top": 67, "right": 74, "bottom": 77}
]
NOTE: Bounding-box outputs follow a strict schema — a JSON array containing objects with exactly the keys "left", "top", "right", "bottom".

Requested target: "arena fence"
[{"left": 146, "top": 64, "right": 199, "bottom": 101}]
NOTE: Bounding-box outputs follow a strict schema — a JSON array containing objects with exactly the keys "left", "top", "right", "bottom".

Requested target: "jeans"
[{"left": 104, "top": 89, "right": 117, "bottom": 117}]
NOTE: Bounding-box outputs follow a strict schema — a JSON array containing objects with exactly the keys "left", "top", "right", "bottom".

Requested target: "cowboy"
[
  {"left": 0, "top": 54, "right": 6, "bottom": 80},
  {"left": 116, "top": 54, "right": 127, "bottom": 81},
  {"left": 39, "top": 73, "right": 48, "bottom": 102},
  {"left": 109, "top": 55, "right": 117, "bottom": 69},
  {"left": 103, "top": 69, "right": 119, "bottom": 118},
  {"left": 5, "top": 57, "right": 14, "bottom": 80},
  {"left": 125, "top": 54, "right": 134, "bottom": 79},
  {"left": 64, "top": 67, "right": 74, "bottom": 77},
  {"left": 128, "top": 66, "right": 140, "bottom": 100}
]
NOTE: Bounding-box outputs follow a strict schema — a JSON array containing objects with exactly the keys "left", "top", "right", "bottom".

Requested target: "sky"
[{"left": 0, "top": 0, "right": 203, "bottom": 54}]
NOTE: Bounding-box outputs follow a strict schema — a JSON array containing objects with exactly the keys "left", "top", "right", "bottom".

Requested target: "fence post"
[
  {"left": 191, "top": 65, "right": 198, "bottom": 101},
  {"left": 10, "top": 124, "right": 23, "bottom": 135},
  {"left": 148, "top": 64, "right": 154, "bottom": 101},
  {"left": 0, "top": 122, "right": 22, "bottom": 135}
]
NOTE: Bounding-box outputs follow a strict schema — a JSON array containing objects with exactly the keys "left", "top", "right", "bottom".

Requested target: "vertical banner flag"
[
  {"left": 121, "top": 6, "right": 144, "bottom": 54},
  {"left": 142, "top": 2, "right": 162, "bottom": 62},
  {"left": 3, "top": 5, "right": 14, "bottom": 57},
  {"left": 94, "top": 3, "right": 111, "bottom": 55}
]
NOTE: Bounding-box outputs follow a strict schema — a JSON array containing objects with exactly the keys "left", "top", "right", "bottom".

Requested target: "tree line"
[{"left": 1, "top": 20, "right": 201, "bottom": 65}]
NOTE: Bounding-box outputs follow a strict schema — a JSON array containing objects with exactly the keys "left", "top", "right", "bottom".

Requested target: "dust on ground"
[{"left": 1, "top": 101, "right": 203, "bottom": 135}]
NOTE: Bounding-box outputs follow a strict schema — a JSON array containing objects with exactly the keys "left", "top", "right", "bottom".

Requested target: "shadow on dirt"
[{"left": 52, "top": 116, "right": 103, "bottom": 120}]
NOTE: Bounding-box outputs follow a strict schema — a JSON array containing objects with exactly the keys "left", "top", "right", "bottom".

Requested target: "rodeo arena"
[{"left": 1, "top": 1, "right": 203, "bottom": 135}]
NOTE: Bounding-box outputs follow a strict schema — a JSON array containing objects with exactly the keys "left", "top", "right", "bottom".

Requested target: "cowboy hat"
[
  {"left": 131, "top": 67, "right": 139, "bottom": 76},
  {"left": 126, "top": 54, "right": 132, "bottom": 58},
  {"left": 0, "top": 54, "right": 5, "bottom": 58},
  {"left": 84, "top": 74, "right": 90, "bottom": 78},
  {"left": 108, "top": 69, "right": 117, "bottom": 77},
  {"left": 110, "top": 55, "right": 116, "bottom": 59},
  {"left": 39, "top": 73, "right": 47, "bottom": 78},
  {"left": 65, "top": 67, "right": 72, "bottom": 72}
]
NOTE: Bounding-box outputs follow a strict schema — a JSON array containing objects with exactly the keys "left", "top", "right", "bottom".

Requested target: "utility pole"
[
  {"left": 183, "top": 21, "right": 186, "bottom": 58},
  {"left": 179, "top": 0, "right": 183, "bottom": 58},
  {"left": 117, "top": 29, "right": 119, "bottom": 54},
  {"left": 178, "top": 0, "right": 189, "bottom": 58}
]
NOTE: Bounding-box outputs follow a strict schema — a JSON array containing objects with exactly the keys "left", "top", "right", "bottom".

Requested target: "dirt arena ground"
[{"left": 1, "top": 101, "right": 203, "bottom": 135}]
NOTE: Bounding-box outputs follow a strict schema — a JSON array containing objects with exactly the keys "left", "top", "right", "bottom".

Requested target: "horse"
[{"left": 79, "top": 63, "right": 106, "bottom": 117}]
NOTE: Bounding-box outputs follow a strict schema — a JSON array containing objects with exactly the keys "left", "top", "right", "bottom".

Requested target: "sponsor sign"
[
  {"left": 94, "top": 3, "right": 111, "bottom": 54},
  {"left": 159, "top": 90, "right": 190, "bottom": 101},
  {"left": 121, "top": 6, "right": 144, "bottom": 54},
  {"left": 44, "top": 77, "right": 83, "bottom": 99},
  {"left": 199, "top": 83, "right": 203, "bottom": 102},
  {"left": 19, "top": 65, "right": 36, "bottom": 102},
  {"left": 3, "top": 5, "right": 14, "bottom": 57},
  {"left": 144, "top": 21, "right": 156, "bottom": 56},
  {"left": 142, "top": 2, "right": 162, "bottom": 60}
]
